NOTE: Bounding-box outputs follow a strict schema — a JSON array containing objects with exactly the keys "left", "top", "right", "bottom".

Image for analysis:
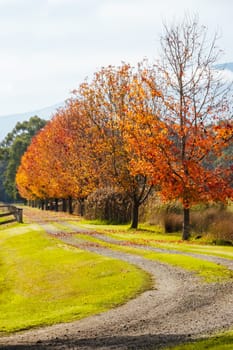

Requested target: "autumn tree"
[
  {"left": 48, "top": 100, "right": 100, "bottom": 213},
  {"left": 125, "top": 17, "right": 233, "bottom": 239},
  {"left": 77, "top": 64, "right": 153, "bottom": 228},
  {"left": 16, "top": 102, "right": 99, "bottom": 213},
  {"left": 16, "top": 125, "right": 55, "bottom": 204}
]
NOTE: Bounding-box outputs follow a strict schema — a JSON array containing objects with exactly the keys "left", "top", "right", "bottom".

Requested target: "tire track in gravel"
[{"left": 0, "top": 209, "right": 232, "bottom": 349}]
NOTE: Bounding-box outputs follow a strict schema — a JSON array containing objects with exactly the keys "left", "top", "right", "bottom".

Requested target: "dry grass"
[{"left": 140, "top": 199, "right": 233, "bottom": 243}]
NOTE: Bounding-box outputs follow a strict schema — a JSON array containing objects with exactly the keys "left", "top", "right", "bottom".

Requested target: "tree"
[
  {"left": 77, "top": 64, "right": 153, "bottom": 228},
  {"left": 16, "top": 102, "right": 99, "bottom": 213},
  {"left": 124, "top": 17, "right": 233, "bottom": 239},
  {"left": 45, "top": 101, "right": 100, "bottom": 212},
  {"left": 0, "top": 116, "right": 47, "bottom": 202}
]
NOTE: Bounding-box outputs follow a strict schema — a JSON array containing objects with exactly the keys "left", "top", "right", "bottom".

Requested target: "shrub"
[
  {"left": 190, "top": 207, "right": 223, "bottom": 234},
  {"left": 163, "top": 213, "right": 183, "bottom": 233},
  {"left": 139, "top": 192, "right": 161, "bottom": 224},
  {"left": 161, "top": 203, "right": 233, "bottom": 238},
  {"left": 85, "top": 188, "right": 132, "bottom": 224},
  {"left": 141, "top": 197, "right": 233, "bottom": 243},
  {"left": 209, "top": 212, "right": 233, "bottom": 244},
  {"left": 160, "top": 202, "right": 183, "bottom": 233},
  {"left": 140, "top": 194, "right": 183, "bottom": 228}
]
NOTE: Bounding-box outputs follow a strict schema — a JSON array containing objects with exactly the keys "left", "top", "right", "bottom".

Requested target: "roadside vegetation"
[
  {"left": 71, "top": 230, "right": 233, "bottom": 283},
  {"left": 97, "top": 229, "right": 233, "bottom": 261},
  {"left": 0, "top": 222, "right": 150, "bottom": 333},
  {"left": 77, "top": 216, "right": 233, "bottom": 260},
  {"left": 139, "top": 199, "right": 233, "bottom": 246}
]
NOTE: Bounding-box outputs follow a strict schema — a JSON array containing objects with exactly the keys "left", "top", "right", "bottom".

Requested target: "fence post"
[{"left": 17, "top": 208, "right": 23, "bottom": 223}]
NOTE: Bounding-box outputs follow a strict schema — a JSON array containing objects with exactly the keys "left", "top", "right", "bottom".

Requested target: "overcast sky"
[{"left": 0, "top": 0, "right": 233, "bottom": 116}]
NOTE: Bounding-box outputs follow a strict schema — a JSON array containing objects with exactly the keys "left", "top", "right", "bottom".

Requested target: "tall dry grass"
[{"left": 140, "top": 195, "right": 233, "bottom": 243}]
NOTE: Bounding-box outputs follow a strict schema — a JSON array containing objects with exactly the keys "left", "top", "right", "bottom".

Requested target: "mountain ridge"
[{"left": 0, "top": 102, "right": 64, "bottom": 142}]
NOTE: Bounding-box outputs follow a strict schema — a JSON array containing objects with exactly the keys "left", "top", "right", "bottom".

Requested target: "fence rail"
[{"left": 0, "top": 205, "right": 23, "bottom": 224}]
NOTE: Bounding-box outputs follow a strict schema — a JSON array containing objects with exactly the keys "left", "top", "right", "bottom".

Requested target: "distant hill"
[
  {"left": 0, "top": 102, "right": 64, "bottom": 142},
  {"left": 215, "top": 62, "right": 233, "bottom": 71}
]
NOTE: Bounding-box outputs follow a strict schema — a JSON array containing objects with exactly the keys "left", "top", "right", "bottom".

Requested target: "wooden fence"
[{"left": 0, "top": 205, "right": 23, "bottom": 224}]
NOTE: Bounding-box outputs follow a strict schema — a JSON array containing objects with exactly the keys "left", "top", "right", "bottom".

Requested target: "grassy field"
[{"left": 0, "top": 222, "right": 150, "bottom": 334}]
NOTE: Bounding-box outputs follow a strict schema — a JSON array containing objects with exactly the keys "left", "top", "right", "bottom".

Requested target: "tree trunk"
[
  {"left": 182, "top": 207, "right": 190, "bottom": 240},
  {"left": 130, "top": 200, "right": 139, "bottom": 229},
  {"left": 55, "top": 198, "right": 58, "bottom": 212},
  {"left": 68, "top": 196, "right": 73, "bottom": 214},
  {"left": 62, "top": 198, "right": 67, "bottom": 212},
  {"left": 45, "top": 199, "right": 49, "bottom": 210},
  {"left": 79, "top": 198, "right": 85, "bottom": 216}
]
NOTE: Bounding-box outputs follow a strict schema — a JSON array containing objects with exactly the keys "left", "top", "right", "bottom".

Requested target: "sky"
[{"left": 0, "top": 0, "right": 233, "bottom": 117}]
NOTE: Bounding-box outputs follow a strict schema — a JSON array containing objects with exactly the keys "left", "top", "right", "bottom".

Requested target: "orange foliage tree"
[
  {"left": 76, "top": 64, "right": 153, "bottom": 228},
  {"left": 16, "top": 101, "right": 99, "bottom": 213},
  {"left": 124, "top": 18, "right": 233, "bottom": 239}
]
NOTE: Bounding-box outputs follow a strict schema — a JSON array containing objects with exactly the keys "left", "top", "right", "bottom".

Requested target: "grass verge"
[
  {"left": 103, "top": 232, "right": 233, "bottom": 261},
  {"left": 76, "top": 220, "right": 233, "bottom": 260},
  {"left": 74, "top": 233, "right": 233, "bottom": 283},
  {"left": 0, "top": 223, "right": 151, "bottom": 334}
]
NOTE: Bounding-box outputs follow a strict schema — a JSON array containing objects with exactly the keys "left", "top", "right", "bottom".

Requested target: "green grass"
[
  {"left": 103, "top": 232, "right": 233, "bottom": 260},
  {"left": 164, "top": 330, "right": 233, "bottom": 350},
  {"left": 0, "top": 222, "right": 19, "bottom": 231},
  {"left": 75, "top": 220, "right": 233, "bottom": 260},
  {"left": 0, "top": 223, "right": 151, "bottom": 334},
  {"left": 0, "top": 215, "right": 14, "bottom": 224},
  {"left": 49, "top": 221, "right": 73, "bottom": 232},
  {"left": 0, "top": 217, "right": 8, "bottom": 224},
  {"left": 104, "top": 230, "right": 180, "bottom": 243},
  {"left": 74, "top": 233, "right": 233, "bottom": 283},
  {"left": 78, "top": 219, "right": 130, "bottom": 232}
]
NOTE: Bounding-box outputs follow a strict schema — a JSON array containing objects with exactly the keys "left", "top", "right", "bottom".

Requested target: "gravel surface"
[{"left": 0, "top": 208, "right": 232, "bottom": 350}]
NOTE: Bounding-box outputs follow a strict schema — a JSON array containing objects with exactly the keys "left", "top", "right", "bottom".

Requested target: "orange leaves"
[
  {"left": 122, "top": 64, "right": 233, "bottom": 209},
  {"left": 16, "top": 60, "right": 233, "bottom": 212},
  {"left": 214, "top": 122, "right": 233, "bottom": 143},
  {"left": 16, "top": 99, "right": 99, "bottom": 201}
]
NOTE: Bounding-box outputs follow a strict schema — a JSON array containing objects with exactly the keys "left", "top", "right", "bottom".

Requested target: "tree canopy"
[{"left": 16, "top": 17, "right": 233, "bottom": 235}]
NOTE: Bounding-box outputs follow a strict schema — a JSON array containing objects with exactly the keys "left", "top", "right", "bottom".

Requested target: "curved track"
[{"left": 0, "top": 208, "right": 232, "bottom": 349}]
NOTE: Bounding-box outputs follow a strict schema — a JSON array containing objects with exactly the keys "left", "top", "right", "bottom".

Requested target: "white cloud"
[
  {"left": 216, "top": 69, "right": 233, "bottom": 82},
  {"left": 0, "top": 0, "right": 233, "bottom": 116}
]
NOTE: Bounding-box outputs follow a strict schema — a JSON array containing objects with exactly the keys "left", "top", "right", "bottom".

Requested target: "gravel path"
[
  {"left": 0, "top": 209, "right": 232, "bottom": 350},
  {"left": 90, "top": 233, "right": 233, "bottom": 270}
]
